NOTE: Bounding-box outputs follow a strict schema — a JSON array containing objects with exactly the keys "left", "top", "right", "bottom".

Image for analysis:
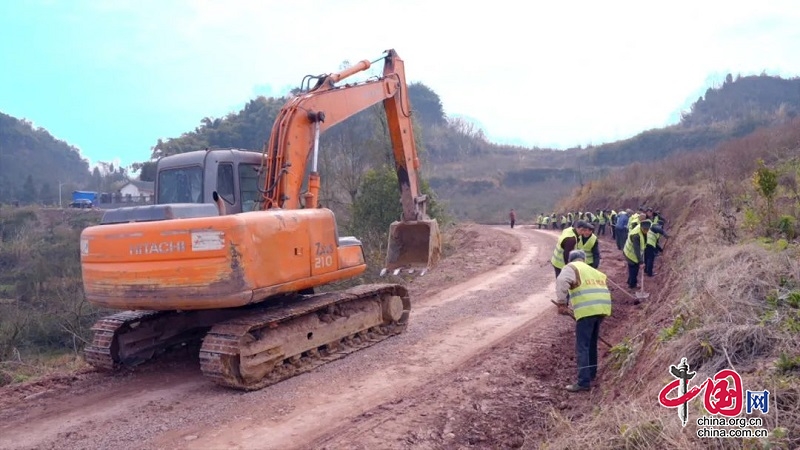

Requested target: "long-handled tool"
[
  {"left": 636, "top": 268, "right": 650, "bottom": 300},
  {"left": 550, "top": 300, "right": 613, "bottom": 347},
  {"left": 606, "top": 278, "right": 639, "bottom": 301},
  {"left": 605, "top": 271, "right": 649, "bottom": 301}
]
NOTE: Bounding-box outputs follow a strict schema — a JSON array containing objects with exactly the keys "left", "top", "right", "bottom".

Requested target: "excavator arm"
[
  {"left": 260, "top": 49, "right": 427, "bottom": 222},
  {"left": 259, "top": 49, "right": 441, "bottom": 272}
]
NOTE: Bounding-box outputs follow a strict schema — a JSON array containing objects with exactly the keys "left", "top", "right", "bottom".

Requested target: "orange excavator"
[{"left": 80, "top": 49, "right": 441, "bottom": 390}]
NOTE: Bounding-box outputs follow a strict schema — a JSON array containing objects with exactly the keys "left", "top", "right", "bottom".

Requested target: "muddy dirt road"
[{"left": 0, "top": 224, "right": 567, "bottom": 450}]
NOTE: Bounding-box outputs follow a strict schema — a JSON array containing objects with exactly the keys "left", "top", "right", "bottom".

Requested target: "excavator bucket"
[{"left": 384, "top": 219, "right": 441, "bottom": 275}]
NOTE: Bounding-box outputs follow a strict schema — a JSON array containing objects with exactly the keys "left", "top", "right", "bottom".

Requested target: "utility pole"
[{"left": 59, "top": 181, "right": 65, "bottom": 208}]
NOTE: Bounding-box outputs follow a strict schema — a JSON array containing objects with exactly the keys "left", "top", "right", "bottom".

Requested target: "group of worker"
[
  {"left": 532, "top": 210, "right": 616, "bottom": 237},
  {"left": 521, "top": 206, "right": 667, "bottom": 286},
  {"left": 542, "top": 205, "right": 669, "bottom": 393}
]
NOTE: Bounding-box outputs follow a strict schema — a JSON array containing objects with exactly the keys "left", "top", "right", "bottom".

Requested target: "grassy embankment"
[
  {"left": 545, "top": 118, "right": 800, "bottom": 448},
  {"left": 0, "top": 207, "right": 104, "bottom": 386}
]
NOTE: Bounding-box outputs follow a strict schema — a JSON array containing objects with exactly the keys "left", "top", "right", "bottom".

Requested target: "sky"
[{"left": 2, "top": 0, "right": 800, "bottom": 169}]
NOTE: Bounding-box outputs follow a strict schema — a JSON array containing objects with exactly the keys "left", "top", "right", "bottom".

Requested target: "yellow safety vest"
[
  {"left": 646, "top": 229, "right": 660, "bottom": 247},
  {"left": 537, "top": 215, "right": 543, "bottom": 224},
  {"left": 623, "top": 225, "right": 646, "bottom": 263},
  {"left": 628, "top": 213, "right": 640, "bottom": 230},
  {"left": 551, "top": 227, "right": 577, "bottom": 269},
  {"left": 576, "top": 234, "right": 598, "bottom": 266},
  {"left": 598, "top": 213, "right": 606, "bottom": 225},
  {"left": 567, "top": 261, "right": 612, "bottom": 320}
]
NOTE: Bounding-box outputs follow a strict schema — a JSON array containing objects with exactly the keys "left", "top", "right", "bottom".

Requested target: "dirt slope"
[
  {"left": 0, "top": 224, "right": 652, "bottom": 450},
  {"left": 311, "top": 226, "right": 654, "bottom": 450}
]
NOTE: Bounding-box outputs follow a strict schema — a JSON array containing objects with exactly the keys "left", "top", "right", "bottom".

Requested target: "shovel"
[
  {"left": 636, "top": 265, "right": 650, "bottom": 300},
  {"left": 550, "top": 300, "right": 613, "bottom": 347}
]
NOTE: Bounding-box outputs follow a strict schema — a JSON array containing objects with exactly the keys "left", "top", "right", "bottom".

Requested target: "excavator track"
[
  {"left": 85, "top": 310, "right": 173, "bottom": 370},
  {"left": 199, "top": 283, "right": 410, "bottom": 391},
  {"left": 84, "top": 308, "right": 250, "bottom": 371}
]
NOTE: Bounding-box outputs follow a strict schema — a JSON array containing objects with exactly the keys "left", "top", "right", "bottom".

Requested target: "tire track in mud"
[
  {"left": 0, "top": 225, "right": 557, "bottom": 450},
  {"left": 155, "top": 227, "right": 557, "bottom": 450}
]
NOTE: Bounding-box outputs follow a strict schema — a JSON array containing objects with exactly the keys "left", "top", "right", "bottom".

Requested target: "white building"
[{"left": 119, "top": 180, "right": 155, "bottom": 202}]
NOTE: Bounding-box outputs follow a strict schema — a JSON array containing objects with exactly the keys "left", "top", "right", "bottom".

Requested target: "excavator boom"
[{"left": 260, "top": 49, "right": 440, "bottom": 271}]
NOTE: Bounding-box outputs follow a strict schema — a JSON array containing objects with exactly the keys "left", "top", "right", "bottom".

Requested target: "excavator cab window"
[
  {"left": 239, "top": 163, "right": 264, "bottom": 212},
  {"left": 216, "top": 163, "right": 235, "bottom": 205},
  {"left": 157, "top": 166, "right": 203, "bottom": 204}
]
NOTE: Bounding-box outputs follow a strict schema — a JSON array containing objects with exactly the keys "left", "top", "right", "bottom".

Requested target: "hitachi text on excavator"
[{"left": 79, "top": 49, "right": 441, "bottom": 390}]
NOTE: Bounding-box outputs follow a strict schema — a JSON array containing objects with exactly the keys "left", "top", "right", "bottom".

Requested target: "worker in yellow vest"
[
  {"left": 624, "top": 220, "right": 651, "bottom": 289},
  {"left": 597, "top": 209, "right": 607, "bottom": 236},
  {"left": 653, "top": 211, "right": 665, "bottom": 227},
  {"left": 576, "top": 223, "right": 600, "bottom": 269},
  {"left": 645, "top": 224, "right": 668, "bottom": 277},
  {"left": 551, "top": 221, "right": 597, "bottom": 279},
  {"left": 554, "top": 249, "right": 612, "bottom": 392},
  {"left": 609, "top": 210, "right": 618, "bottom": 240},
  {"left": 645, "top": 207, "right": 655, "bottom": 222},
  {"left": 536, "top": 213, "right": 544, "bottom": 229},
  {"left": 628, "top": 207, "right": 642, "bottom": 231}
]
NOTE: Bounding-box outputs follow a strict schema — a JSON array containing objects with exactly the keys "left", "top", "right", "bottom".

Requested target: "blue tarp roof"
[{"left": 72, "top": 191, "right": 97, "bottom": 200}]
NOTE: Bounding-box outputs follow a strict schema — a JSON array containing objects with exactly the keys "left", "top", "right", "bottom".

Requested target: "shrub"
[{"left": 778, "top": 214, "right": 797, "bottom": 240}]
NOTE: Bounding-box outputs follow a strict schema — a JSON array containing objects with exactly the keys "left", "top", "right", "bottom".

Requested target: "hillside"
[
  {"left": 542, "top": 116, "right": 800, "bottom": 448},
  {"left": 0, "top": 113, "right": 92, "bottom": 205},
  {"left": 138, "top": 74, "right": 800, "bottom": 223},
  {"left": 3, "top": 72, "right": 800, "bottom": 221}
]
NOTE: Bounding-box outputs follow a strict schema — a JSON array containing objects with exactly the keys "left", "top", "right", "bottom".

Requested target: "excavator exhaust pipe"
[{"left": 384, "top": 219, "right": 442, "bottom": 275}]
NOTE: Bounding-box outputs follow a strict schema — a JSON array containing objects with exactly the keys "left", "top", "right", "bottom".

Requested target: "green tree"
[
  {"left": 348, "top": 167, "right": 403, "bottom": 240},
  {"left": 348, "top": 165, "right": 447, "bottom": 241},
  {"left": 752, "top": 159, "right": 779, "bottom": 236},
  {"left": 408, "top": 82, "right": 446, "bottom": 126},
  {"left": 131, "top": 161, "right": 158, "bottom": 182},
  {"left": 20, "top": 174, "right": 37, "bottom": 204},
  {"left": 150, "top": 96, "right": 285, "bottom": 158},
  {"left": 40, "top": 182, "right": 56, "bottom": 205},
  {"left": 92, "top": 167, "right": 103, "bottom": 191}
]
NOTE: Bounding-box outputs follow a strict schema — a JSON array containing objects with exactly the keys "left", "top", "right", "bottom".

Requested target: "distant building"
[{"left": 119, "top": 180, "right": 155, "bottom": 202}]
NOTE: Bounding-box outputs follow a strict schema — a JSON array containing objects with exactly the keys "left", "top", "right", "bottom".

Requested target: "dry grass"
[
  {"left": 0, "top": 353, "right": 90, "bottom": 387},
  {"left": 538, "top": 120, "right": 800, "bottom": 449}
]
